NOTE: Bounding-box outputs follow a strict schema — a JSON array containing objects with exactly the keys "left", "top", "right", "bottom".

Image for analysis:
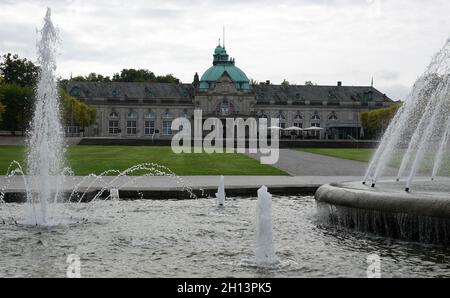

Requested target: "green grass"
[
  {"left": 297, "top": 148, "right": 375, "bottom": 163},
  {"left": 296, "top": 148, "right": 450, "bottom": 176},
  {"left": 0, "top": 145, "right": 288, "bottom": 176}
]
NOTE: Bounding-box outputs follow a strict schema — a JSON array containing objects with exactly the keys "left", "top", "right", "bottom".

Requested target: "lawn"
[
  {"left": 0, "top": 145, "right": 288, "bottom": 176},
  {"left": 296, "top": 148, "right": 450, "bottom": 176},
  {"left": 297, "top": 148, "right": 375, "bottom": 163}
]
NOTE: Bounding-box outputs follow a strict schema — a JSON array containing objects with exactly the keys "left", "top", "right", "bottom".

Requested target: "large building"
[{"left": 66, "top": 44, "right": 393, "bottom": 140}]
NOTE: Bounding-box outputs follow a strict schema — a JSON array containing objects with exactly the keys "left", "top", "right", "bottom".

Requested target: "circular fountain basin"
[{"left": 315, "top": 178, "right": 450, "bottom": 244}]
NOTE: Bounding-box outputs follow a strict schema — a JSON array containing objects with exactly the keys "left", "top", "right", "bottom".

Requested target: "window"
[
  {"left": 311, "top": 122, "right": 321, "bottom": 138},
  {"left": 328, "top": 113, "right": 338, "bottom": 121},
  {"left": 144, "top": 120, "right": 155, "bottom": 135},
  {"left": 144, "top": 112, "right": 155, "bottom": 135},
  {"left": 70, "top": 86, "right": 81, "bottom": 97},
  {"left": 126, "top": 111, "right": 137, "bottom": 135},
  {"left": 163, "top": 120, "right": 172, "bottom": 135},
  {"left": 145, "top": 87, "right": 154, "bottom": 98},
  {"left": 278, "top": 113, "right": 286, "bottom": 136},
  {"left": 112, "top": 89, "right": 121, "bottom": 97},
  {"left": 127, "top": 120, "right": 137, "bottom": 135},
  {"left": 109, "top": 111, "right": 119, "bottom": 119},
  {"left": 217, "top": 100, "right": 234, "bottom": 116},
  {"left": 162, "top": 111, "right": 172, "bottom": 135},
  {"left": 311, "top": 114, "right": 321, "bottom": 121},
  {"left": 109, "top": 120, "right": 119, "bottom": 135}
]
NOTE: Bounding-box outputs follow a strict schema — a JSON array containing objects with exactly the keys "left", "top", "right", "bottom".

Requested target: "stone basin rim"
[{"left": 315, "top": 181, "right": 450, "bottom": 219}]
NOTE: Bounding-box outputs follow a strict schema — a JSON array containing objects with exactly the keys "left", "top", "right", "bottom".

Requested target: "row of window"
[
  {"left": 109, "top": 111, "right": 186, "bottom": 120},
  {"left": 108, "top": 120, "right": 172, "bottom": 136},
  {"left": 260, "top": 113, "right": 338, "bottom": 121}
]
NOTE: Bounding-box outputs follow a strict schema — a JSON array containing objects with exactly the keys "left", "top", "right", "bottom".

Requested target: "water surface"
[{"left": 0, "top": 197, "right": 449, "bottom": 277}]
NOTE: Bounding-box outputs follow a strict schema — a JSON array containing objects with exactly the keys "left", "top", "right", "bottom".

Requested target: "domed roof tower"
[{"left": 199, "top": 43, "right": 250, "bottom": 91}]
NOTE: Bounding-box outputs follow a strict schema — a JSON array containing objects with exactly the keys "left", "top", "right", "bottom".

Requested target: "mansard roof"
[
  {"left": 252, "top": 84, "right": 392, "bottom": 104},
  {"left": 66, "top": 81, "right": 194, "bottom": 102},
  {"left": 66, "top": 81, "right": 392, "bottom": 105}
]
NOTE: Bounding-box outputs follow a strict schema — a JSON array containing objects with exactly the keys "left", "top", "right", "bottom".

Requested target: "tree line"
[
  {"left": 0, "top": 53, "right": 97, "bottom": 135},
  {"left": 0, "top": 53, "right": 182, "bottom": 135},
  {"left": 60, "top": 69, "right": 180, "bottom": 85},
  {"left": 360, "top": 104, "right": 401, "bottom": 139}
]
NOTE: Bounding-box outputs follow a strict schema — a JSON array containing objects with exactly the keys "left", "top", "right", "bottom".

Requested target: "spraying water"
[
  {"left": 255, "top": 186, "right": 277, "bottom": 266},
  {"left": 215, "top": 176, "right": 225, "bottom": 207},
  {"left": 363, "top": 38, "right": 450, "bottom": 191},
  {"left": 26, "top": 8, "right": 65, "bottom": 225}
]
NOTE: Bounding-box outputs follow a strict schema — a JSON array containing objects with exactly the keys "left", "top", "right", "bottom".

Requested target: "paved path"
[
  {"left": 247, "top": 149, "right": 397, "bottom": 177},
  {"left": 0, "top": 175, "right": 362, "bottom": 193}
]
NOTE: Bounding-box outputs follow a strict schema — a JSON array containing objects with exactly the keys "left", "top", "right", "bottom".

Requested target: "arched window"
[
  {"left": 217, "top": 100, "right": 235, "bottom": 116},
  {"left": 163, "top": 111, "right": 172, "bottom": 119},
  {"left": 278, "top": 112, "right": 286, "bottom": 130},
  {"left": 144, "top": 111, "right": 155, "bottom": 119},
  {"left": 109, "top": 112, "right": 119, "bottom": 119},
  {"left": 294, "top": 114, "right": 303, "bottom": 129},
  {"left": 311, "top": 113, "right": 321, "bottom": 121},
  {"left": 144, "top": 111, "right": 155, "bottom": 135},
  {"left": 162, "top": 111, "right": 173, "bottom": 135},
  {"left": 181, "top": 109, "right": 190, "bottom": 119},
  {"left": 109, "top": 112, "right": 119, "bottom": 135},
  {"left": 328, "top": 112, "right": 338, "bottom": 121},
  {"left": 127, "top": 111, "right": 137, "bottom": 119},
  {"left": 127, "top": 111, "right": 137, "bottom": 135}
]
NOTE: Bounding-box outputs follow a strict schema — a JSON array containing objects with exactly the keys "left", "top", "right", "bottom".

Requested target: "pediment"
[{"left": 213, "top": 72, "right": 238, "bottom": 94}]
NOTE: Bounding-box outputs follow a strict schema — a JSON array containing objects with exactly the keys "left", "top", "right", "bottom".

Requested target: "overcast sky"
[{"left": 1, "top": 0, "right": 450, "bottom": 100}]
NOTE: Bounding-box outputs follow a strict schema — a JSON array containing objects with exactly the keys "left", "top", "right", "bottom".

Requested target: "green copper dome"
[
  {"left": 214, "top": 45, "right": 227, "bottom": 55},
  {"left": 199, "top": 45, "right": 250, "bottom": 91}
]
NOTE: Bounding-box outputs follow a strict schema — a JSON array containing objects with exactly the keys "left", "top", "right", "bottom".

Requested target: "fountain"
[
  {"left": 215, "top": 176, "right": 225, "bottom": 207},
  {"left": 316, "top": 38, "right": 450, "bottom": 244},
  {"left": 26, "top": 8, "right": 65, "bottom": 225},
  {"left": 0, "top": 9, "right": 198, "bottom": 226},
  {"left": 255, "top": 186, "right": 277, "bottom": 266}
]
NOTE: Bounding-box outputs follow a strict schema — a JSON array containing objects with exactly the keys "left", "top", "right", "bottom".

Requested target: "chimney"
[{"left": 337, "top": 81, "right": 342, "bottom": 87}]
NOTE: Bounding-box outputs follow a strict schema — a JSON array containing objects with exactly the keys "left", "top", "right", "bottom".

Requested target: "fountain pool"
[{"left": 1, "top": 196, "right": 449, "bottom": 278}]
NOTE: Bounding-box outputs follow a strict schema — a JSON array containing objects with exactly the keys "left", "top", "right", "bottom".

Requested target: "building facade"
[{"left": 66, "top": 44, "right": 393, "bottom": 140}]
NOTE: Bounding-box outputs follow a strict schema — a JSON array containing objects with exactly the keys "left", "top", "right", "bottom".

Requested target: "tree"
[
  {"left": 0, "top": 99, "right": 5, "bottom": 124},
  {"left": 304, "top": 81, "right": 317, "bottom": 86},
  {"left": 0, "top": 53, "right": 39, "bottom": 87},
  {"left": 281, "top": 79, "right": 290, "bottom": 86},
  {"left": 69, "top": 69, "right": 181, "bottom": 84},
  {"left": 155, "top": 74, "right": 180, "bottom": 84},
  {"left": 111, "top": 69, "right": 180, "bottom": 83},
  {"left": 360, "top": 104, "right": 401, "bottom": 139},
  {"left": 112, "top": 69, "right": 156, "bottom": 82},
  {"left": 60, "top": 90, "right": 96, "bottom": 130},
  {"left": 0, "top": 84, "right": 34, "bottom": 135},
  {"left": 71, "top": 72, "right": 111, "bottom": 82}
]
